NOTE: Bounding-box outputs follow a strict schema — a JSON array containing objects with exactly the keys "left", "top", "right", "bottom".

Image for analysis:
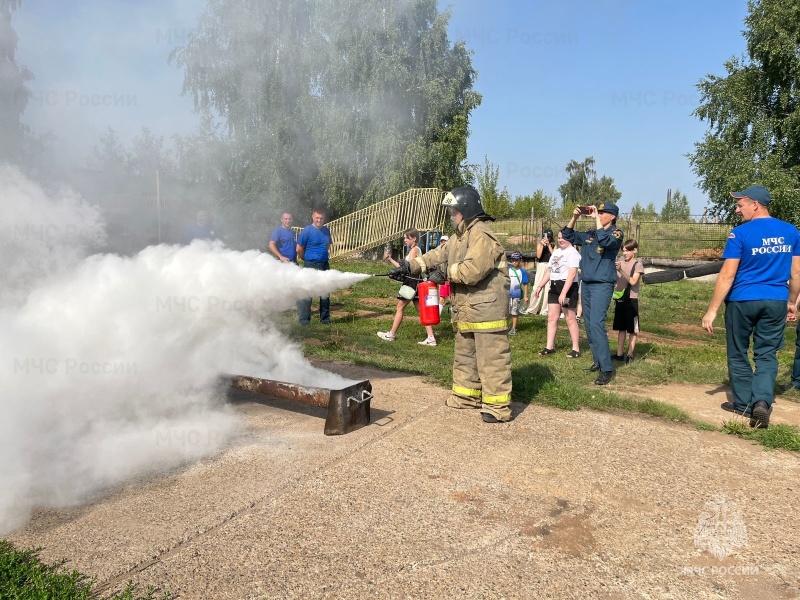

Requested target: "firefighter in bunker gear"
[{"left": 391, "top": 186, "right": 513, "bottom": 422}]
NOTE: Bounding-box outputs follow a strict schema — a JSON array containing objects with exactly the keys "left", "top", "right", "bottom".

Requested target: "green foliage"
[
  {"left": 660, "top": 189, "right": 692, "bottom": 222},
  {"left": 510, "top": 189, "right": 557, "bottom": 220},
  {"left": 91, "top": 126, "right": 177, "bottom": 179},
  {"left": 558, "top": 157, "right": 622, "bottom": 208},
  {"left": 91, "top": 127, "right": 129, "bottom": 175},
  {"left": 0, "top": 540, "right": 171, "bottom": 599},
  {"left": 591, "top": 175, "right": 622, "bottom": 205},
  {"left": 722, "top": 421, "right": 800, "bottom": 451},
  {"left": 630, "top": 201, "right": 659, "bottom": 221},
  {"left": 170, "top": 0, "right": 480, "bottom": 241},
  {"left": 690, "top": 0, "right": 800, "bottom": 225},
  {"left": 471, "top": 156, "right": 512, "bottom": 218},
  {"left": 0, "top": 0, "right": 33, "bottom": 164}
]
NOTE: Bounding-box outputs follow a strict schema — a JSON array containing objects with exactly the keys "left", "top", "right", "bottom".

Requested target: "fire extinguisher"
[{"left": 417, "top": 280, "right": 440, "bottom": 325}]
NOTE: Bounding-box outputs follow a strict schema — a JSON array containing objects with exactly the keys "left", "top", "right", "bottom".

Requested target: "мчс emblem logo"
[{"left": 694, "top": 494, "right": 748, "bottom": 561}]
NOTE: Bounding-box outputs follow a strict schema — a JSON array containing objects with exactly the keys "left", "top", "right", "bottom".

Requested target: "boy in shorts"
[
  {"left": 612, "top": 240, "right": 644, "bottom": 364},
  {"left": 508, "top": 251, "right": 529, "bottom": 335}
]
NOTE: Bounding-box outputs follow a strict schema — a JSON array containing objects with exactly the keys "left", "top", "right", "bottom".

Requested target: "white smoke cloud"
[
  {"left": 0, "top": 167, "right": 369, "bottom": 534},
  {"left": 0, "top": 164, "right": 107, "bottom": 307}
]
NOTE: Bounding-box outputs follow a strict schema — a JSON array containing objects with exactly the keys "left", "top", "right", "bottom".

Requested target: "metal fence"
[
  {"left": 491, "top": 218, "right": 730, "bottom": 261},
  {"left": 285, "top": 196, "right": 730, "bottom": 263},
  {"left": 293, "top": 188, "right": 448, "bottom": 260},
  {"left": 625, "top": 220, "right": 729, "bottom": 261}
]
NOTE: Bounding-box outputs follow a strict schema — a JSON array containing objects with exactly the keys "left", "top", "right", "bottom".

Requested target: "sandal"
[
  {"left": 566, "top": 350, "right": 581, "bottom": 358},
  {"left": 538, "top": 348, "right": 556, "bottom": 356}
]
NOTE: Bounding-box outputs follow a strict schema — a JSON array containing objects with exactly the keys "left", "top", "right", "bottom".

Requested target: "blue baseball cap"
[
  {"left": 510, "top": 251, "right": 522, "bottom": 260},
  {"left": 730, "top": 185, "right": 771, "bottom": 205},
  {"left": 597, "top": 201, "right": 619, "bottom": 217}
]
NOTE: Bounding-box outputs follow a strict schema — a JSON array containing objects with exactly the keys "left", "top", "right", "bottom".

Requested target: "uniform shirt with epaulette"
[{"left": 561, "top": 225, "right": 624, "bottom": 283}]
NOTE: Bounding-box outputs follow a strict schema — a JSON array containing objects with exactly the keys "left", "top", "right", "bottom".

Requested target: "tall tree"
[
  {"left": 690, "top": 0, "right": 800, "bottom": 224},
  {"left": 0, "top": 0, "right": 32, "bottom": 164},
  {"left": 171, "top": 0, "right": 480, "bottom": 235},
  {"left": 173, "top": 114, "right": 227, "bottom": 188},
  {"left": 470, "top": 156, "right": 511, "bottom": 219},
  {"left": 660, "top": 188, "right": 692, "bottom": 222},
  {"left": 630, "top": 201, "right": 659, "bottom": 221},
  {"left": 558, "top": 157, "right": 596, "bottom": 207},
  {"left": 128, "top": 127, "right": 175, "bottom": 179},
  {"left": 558, "top": 157, "right": 621, "bottom": 208},
  {"left": 91, "top": 127, "right": 129, "bottom": 175},
  {"left": 590, "top": 175, "right": 622, "bottom": 205},
  {"left": 511, "top": 189, "right": 557, "bottom": 220}
]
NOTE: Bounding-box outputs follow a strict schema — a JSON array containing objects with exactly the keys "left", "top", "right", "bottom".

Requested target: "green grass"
[
  {"left": 721, "top": 421, "right": 800, "bottom": 451},
  {"left": 0, "top": 540, "right": 171, "bottom": 599},
  {"left": 278, "top": 258, "right": 800, "bottom": 452}
]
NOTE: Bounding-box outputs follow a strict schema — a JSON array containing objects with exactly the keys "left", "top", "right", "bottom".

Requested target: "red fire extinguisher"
[{"left": 417, "top": 280, "right": 440, "bottom": 326}]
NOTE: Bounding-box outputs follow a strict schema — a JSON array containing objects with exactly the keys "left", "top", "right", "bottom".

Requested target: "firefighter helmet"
[{"left": 442, "top": 186, "right": 494, "bottom": 222}]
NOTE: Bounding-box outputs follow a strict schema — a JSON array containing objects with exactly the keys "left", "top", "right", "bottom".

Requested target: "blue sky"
[{"left": 15, "top": 0, "right": 750, "bottom": 215}]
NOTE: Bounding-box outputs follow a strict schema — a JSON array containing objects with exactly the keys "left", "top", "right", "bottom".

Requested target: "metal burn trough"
[{"left": 229, "top": 375, "right": 372, "bottom": 435}]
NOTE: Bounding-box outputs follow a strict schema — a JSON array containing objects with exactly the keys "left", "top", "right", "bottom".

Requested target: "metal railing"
[
  {"left": 295, "top": 188, "right": 448, "bottom": 260},
  {"left": 490, "top": 218, "right": 730, "bottom": 261}
]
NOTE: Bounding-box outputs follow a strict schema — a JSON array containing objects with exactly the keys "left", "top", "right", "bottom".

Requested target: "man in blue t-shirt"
[
  {"left": 182, "top": 209, "right": 219, "bottom": 244},
  {"left": 296, "top": 208, "right": 333, "bottom": 324},
  {"left": 268, "top": 212, "right": 297, "bottom": 263},
  {"left": 702, "top": 185, "right": 800, "bottom": 428}
]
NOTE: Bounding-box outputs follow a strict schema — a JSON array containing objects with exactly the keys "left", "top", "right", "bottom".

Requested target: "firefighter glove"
[
  {"left": 428, "top": 268, "right": 447, "bottom": 285},
  {"left": 388, "top": 260, "right": 411, "bottom": 282}
]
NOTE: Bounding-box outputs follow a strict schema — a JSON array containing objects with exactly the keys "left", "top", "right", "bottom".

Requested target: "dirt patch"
[
  {"left": 664, "top": 322, "right": 706, "bottom": 339},
  {"left": 330, "top": 308, "right": 388, "bottom": 319},
  {"left": 683, "top": 248, "right": 723, "bottom": 260},
  {"left": 359, "top": 297, "right": 394, "bottom": 308},
  {"left": 616, "top": 381, "right": 800, "bottom": 429},
  {"left": 636, "top": 331, "right": 704, "bottom": 348},
  {"left": 506, "top": 234, "right": 537, "bottom": 247}
]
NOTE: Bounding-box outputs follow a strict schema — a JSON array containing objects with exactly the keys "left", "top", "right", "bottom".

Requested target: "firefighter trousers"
[{"left": 448, "top": 329, "right": 512, "bottom": 421}]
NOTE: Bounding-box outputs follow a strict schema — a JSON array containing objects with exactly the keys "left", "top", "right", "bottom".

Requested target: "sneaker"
[
  {"left": 750, "top": 400, "right": 772, "bottom": 429},
  {"left": 595, "top": 371, "right": 613, "bottom": 385},
  {"left": 566, "top": 350, "right": 581, "bottom": 359},
  {"left": 418, "top": 337, "right": 437, "bottom": 346},
  {"left": 538, "top": 348, "right": 556, "bottom": 356},
  {"left": 583, "top": 363, "right": 600, "bottom": 372},
  {"left": 508, "top": 328, "right": 517, "bottom": 336},
  {"left": 625, "top": 355, "right": 634, "bottom": 365},
  {"left": 612, "top": 354, "right": 625, "bottom": 362},
  {"left": 377, "top": 331, "right": 396, "bottom": 341}
]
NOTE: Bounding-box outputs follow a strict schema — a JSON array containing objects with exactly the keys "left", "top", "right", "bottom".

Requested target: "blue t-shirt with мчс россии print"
[{"left": 722, "top": 216, "right": 800, "bottom": 302}]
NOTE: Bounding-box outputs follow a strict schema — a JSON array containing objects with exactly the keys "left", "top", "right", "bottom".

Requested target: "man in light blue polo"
[
  {"left": 296, "top": 208, "right": 333, "bottom": 324},
  {"left": 702, "top": 185, "right": 800, "bottom": 428}
]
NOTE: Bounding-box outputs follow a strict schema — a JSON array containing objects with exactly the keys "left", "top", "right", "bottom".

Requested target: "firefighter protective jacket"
[{"left": 410, "top": 218, "right": 510, "bottom": 332}]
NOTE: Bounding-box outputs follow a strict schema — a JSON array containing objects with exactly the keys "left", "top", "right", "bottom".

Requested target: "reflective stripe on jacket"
[{"left": 411, "top": 219, "right": 509, "bottom": 332}]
